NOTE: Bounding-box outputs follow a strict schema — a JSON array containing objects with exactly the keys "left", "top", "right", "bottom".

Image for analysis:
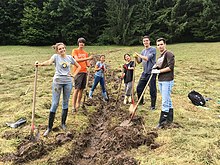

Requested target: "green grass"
[{"left": 0, "top": 43, "right": 220, "bottom": 164}]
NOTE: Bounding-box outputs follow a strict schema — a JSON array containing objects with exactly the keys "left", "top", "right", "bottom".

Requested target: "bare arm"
[
  {"left": 72, "top": 62, "right": 81, "bottom": 77},
  {"left": 135, "top": 52, "right": 148, "bottom": 63},
  {"left": 159, "top": 67, "right": 171, "bottom": 73},
  {"left": 35, "top": 57, "right": 54, "bottom": 66}
]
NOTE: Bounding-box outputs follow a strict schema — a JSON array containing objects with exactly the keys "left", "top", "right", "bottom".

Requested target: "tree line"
[{"left": 0, "top": 0, "right": 219, "bottom": 46}]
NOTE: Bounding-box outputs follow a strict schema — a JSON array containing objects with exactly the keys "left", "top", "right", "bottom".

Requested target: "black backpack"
[{"left": 188, "top": 90, "right": 206, "bottom": 106}]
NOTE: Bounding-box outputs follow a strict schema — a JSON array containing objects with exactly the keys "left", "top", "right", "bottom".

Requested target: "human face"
[
  {"left": 124, "top": 54, "right": 131, "bottom": 62},
  {"left": 78, "top": 42, "right": 85, "bottom": 49},
  {"left": 157, "top": 41, "right": 166, "bottom": 53},
  {"left": 57, "top": 44, "right": 66, "bottom": 55},
  {"left": 100, "top": 55, "right": 105, "bottom": 63},
  {"left": 143, "top": 38, "right": 150, "bottom": 48}
]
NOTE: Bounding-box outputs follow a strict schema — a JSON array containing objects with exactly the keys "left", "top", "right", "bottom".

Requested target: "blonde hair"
[{"left": 52, "top": 42, "right": 66, "bottom": 53}]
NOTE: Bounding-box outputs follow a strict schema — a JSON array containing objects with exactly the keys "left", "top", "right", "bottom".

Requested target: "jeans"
[
  {"left": 158, "top": 80, "right": 174, "bottom": 112},
  {"left": 90, "top": 75, "right": 106, "bottom": 93},
  {"left": 50, "top": 83, "right": 73, "bottom": 113},
  {"left": 125, "top": 81, "right": 132, "bottom": 96},
  {"left": 137, "top": 74, "right": 157, "bottom": 103}
]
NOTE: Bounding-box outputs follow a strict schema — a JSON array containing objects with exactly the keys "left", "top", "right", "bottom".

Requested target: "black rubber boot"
[
  {"left": 43, "top": 112, "right": 55, "bottom": 137},
  {"left": 156, "top": 111, "right": 168, "bottom": 128},
  {"left": 167, "top": 108, "right": 173, "bottom": 124},
  {"left": 61, "top": 109, "right": 68, "bottom": 130},
  {"left": 150, "top": 97, "right": 156, "bottom": 110}
]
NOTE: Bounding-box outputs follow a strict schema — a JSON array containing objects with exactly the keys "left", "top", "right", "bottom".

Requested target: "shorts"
[{"left": 74, "top": 72, "right": 87, "bottom": 89}]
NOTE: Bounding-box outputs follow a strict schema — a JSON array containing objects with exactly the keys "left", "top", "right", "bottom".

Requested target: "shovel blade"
[{"left": 120, "top": 119, "right": 133, "bottom": 127}]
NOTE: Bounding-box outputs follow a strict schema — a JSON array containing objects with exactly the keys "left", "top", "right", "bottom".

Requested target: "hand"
[
  {"left": 35, "top": 61, "right": 39, "bottom": 67},
  {"left": 88, "top": 55, "right": 93, "bottom": 60},
  {"left": 133, "top": 53, "right": 138, "bottom": 58},
  {"left": 101, "top": 65, "right": 105, "bottom": 70},
  {"left": 151, "top": 69, "right": 160, "bottom": 74},
  {"left": 123, "top": 64, "right": 128, "bottom": 70},
  {"left": 120, "top": 74, "right": 125, "bottom": 79}
]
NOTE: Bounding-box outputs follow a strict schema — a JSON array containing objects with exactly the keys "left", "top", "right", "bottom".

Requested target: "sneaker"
[
  {"left": 128, "top": 96, "right": 132, "bottom": 103},
  {"left": 123, "top": 96, "right": 127, "bottom": 104}
]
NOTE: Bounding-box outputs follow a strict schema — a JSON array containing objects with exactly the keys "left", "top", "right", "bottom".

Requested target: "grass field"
[{"left": 0, "top": 43, "right": 220, "bottom": 164}]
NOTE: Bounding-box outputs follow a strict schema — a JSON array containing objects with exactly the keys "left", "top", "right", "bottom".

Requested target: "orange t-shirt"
[{"left": 72, "top": 48, "right": 88, "bottom": 73}]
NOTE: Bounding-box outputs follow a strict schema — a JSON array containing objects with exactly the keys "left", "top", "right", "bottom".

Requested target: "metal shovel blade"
[{"left": 120, "top": 119, "right": 133, "bottom": 127}]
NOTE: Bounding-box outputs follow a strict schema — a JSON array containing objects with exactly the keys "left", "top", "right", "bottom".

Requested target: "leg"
[
  {"left": 61, "top": 83, "right": 73, "bottom": 130},
  {"left": 136, "top": 78, "right": 147, "bottom": 104},
  {"left": 44, "top": 83, "right": 61, "bottom": 136},
  {"left": 157, "top": 81, "right": 174, "bottom": 128},
  {"left": 100, "top": 77, "right": 108, "bottom": 100},
  {"left": 76, "top": 89, "right": 83, "bottom": 109},
  {"left": 149, "top": 74, "right": 157, "bottom": 110}
]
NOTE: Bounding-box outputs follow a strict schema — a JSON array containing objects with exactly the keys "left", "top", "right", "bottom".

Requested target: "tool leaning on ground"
[
  {"left": 129, "top": 74, "right": 153, "bottom": 123},
  {"left": 115, "top": 69, "right": 123, "bottom": 105},
  {"left": 30, "top": 62, "right": 40, "bottom": 140},
  {"left": 82, "top": 67, "right": 91, "bottom": 108}
]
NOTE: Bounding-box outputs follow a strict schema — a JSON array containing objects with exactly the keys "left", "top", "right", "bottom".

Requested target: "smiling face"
[
  {"left": 57, "top": 44, "right": 66, "bottom": 55},
  {"left": 124, "top": 54, "right": 131, "bottom": 62},
  {"left": 143, "top": 37, "right": 150, "bottom": 48},
  {"left": 100, "top": 55, "right": 105, "bottom": 63}
]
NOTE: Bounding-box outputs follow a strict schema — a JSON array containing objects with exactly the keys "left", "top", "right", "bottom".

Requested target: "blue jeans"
[
  {"left": 90, "top": 75, "right": 106, "bottom": 93},
  {"left": 50, "top": 83, "right": 73, "bottom": 113},
  {"left": 158, "top": 80, "right": 174, "bottom": 112}
]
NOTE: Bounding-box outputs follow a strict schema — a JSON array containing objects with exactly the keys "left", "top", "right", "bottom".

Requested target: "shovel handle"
[
  {"left": 129, "top": 74, "right": 153, "bottom": 122},
  {"left": 31, "top": 65, "right": 38, "bottom": 135}
]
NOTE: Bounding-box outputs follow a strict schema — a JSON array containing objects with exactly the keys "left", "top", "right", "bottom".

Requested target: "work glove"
[
  {"left": 151, "top": 69, "right": 160, "bottom": 74},
  {"left": 133, "top": 53, "right": 138, "bottom": 58},
  {"left": 101, "top": 65, "right": 105, "bottom": 70},
  {"left": 123, "top": 64, "right": 128, "bottom": 70}
]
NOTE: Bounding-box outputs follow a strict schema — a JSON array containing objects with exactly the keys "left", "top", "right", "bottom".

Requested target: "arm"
[
  {"left": 35, "top": 56, "right": 54, "bottom": 66},
  {"left": 72, "top": 62, "right": 81, "bottom": 77}
]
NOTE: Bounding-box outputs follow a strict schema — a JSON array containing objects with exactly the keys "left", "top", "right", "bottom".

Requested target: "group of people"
[{"left": 35, "top": 36, "right": 175, "bottom": 136}]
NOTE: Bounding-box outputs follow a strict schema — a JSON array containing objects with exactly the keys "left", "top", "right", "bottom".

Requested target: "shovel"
[
  {"left": 82, "top": 67, "right": 90, "bottom": 108},
  {"left": 128, "top": 59, "right": 136, "bottom": 114},
  {"left": 115, "top": 76, "right": 123, "bottom": 106},
  {"left": 129, "top": 74, "right": 153, "bottom": 121},
  {"left": 30, "top": 63, "right": 38, "bottom": 140}
]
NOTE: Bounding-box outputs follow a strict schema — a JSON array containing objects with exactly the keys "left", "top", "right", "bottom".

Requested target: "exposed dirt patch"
[{"left": 0, "top": 67, "right": 182, "bottom": 165}]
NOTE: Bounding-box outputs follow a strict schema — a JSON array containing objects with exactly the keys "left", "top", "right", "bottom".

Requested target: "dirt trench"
[{"left": 0, "top": 67, "right": 161, "bottom": 165}]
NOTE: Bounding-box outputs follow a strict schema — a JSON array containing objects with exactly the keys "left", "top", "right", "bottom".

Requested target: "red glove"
[{"left": 123, "top": 64, "right": 128, "bottom": 70}]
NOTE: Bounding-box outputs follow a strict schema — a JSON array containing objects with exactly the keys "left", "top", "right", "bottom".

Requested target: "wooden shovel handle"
[{"left": 129, "top": 74, "right": 153, "bottom": 122}]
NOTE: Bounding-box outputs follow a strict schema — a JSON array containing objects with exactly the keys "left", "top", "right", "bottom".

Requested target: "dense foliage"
[{"left": 0, "top": 0, "right": 219, "bottom": 45}]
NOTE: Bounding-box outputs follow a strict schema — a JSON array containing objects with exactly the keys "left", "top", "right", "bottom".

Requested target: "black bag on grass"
[{"left": 188, "top": 90, "right": 206, "bottom": 106}]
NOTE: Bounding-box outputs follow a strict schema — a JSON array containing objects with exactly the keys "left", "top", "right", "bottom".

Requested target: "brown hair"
[
  {"left": 52, "top": 43, "right": 66, "bottom": 52},
  {"left": 124, "top": 53, "right": 130, "bottom": 60},
  {"left": 142, "top": 35, "right": 150, "bottom": 40},
  {"left": 77, "top": 37, "right": 86, "bottom": 44},
  {"left": 156, "top": 38, "right": 166, "bottom": 44}
]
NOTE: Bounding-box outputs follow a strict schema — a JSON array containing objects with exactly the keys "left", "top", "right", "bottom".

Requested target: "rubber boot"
[
  {"left": 123, "top": 96, "right": 128, "bottom": 104},
  {"left": 156, "top": 111, "right": 168, "bottom": 128},
  {"left": 128, "top": 96, "right": 132, "bottom": 103},
  {"left": 150, "top": 97, "right": 156, "bottom": 110},
  {"left": 89, "top": 90, "right": 93, "bottom": 99},
  {"left": 43, "top": 112, "right": 55, "bottom": 137},
  {"left": 61, "top": 109, "right": 68, "bottom": 130},
  {"left": 167, "top": 108, "right": 173, "bottom": 124}
]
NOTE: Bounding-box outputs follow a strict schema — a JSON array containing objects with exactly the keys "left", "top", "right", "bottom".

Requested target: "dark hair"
[
  {"left": 142, "top": 35, "right": 150, "bottom": 40},
  {"left": 100, "top": 54, "right": 105, "bottom": 58},
  {"left": 124, "top": 53, "right": 130, "bottom": 60},
  {"left": 77, "top": 37, "right": 86, "bottom": 44},
  {"left": 156, "top": 38, "right": 166, "bottom": 44}
]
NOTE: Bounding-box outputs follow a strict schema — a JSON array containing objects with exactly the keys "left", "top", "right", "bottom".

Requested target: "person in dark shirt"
[
  {"left": 152, "top": 38, "right": 175, "bottom": 128},
  {"left": 121, "top": 54, "right": 134, "bottom": 104}
]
